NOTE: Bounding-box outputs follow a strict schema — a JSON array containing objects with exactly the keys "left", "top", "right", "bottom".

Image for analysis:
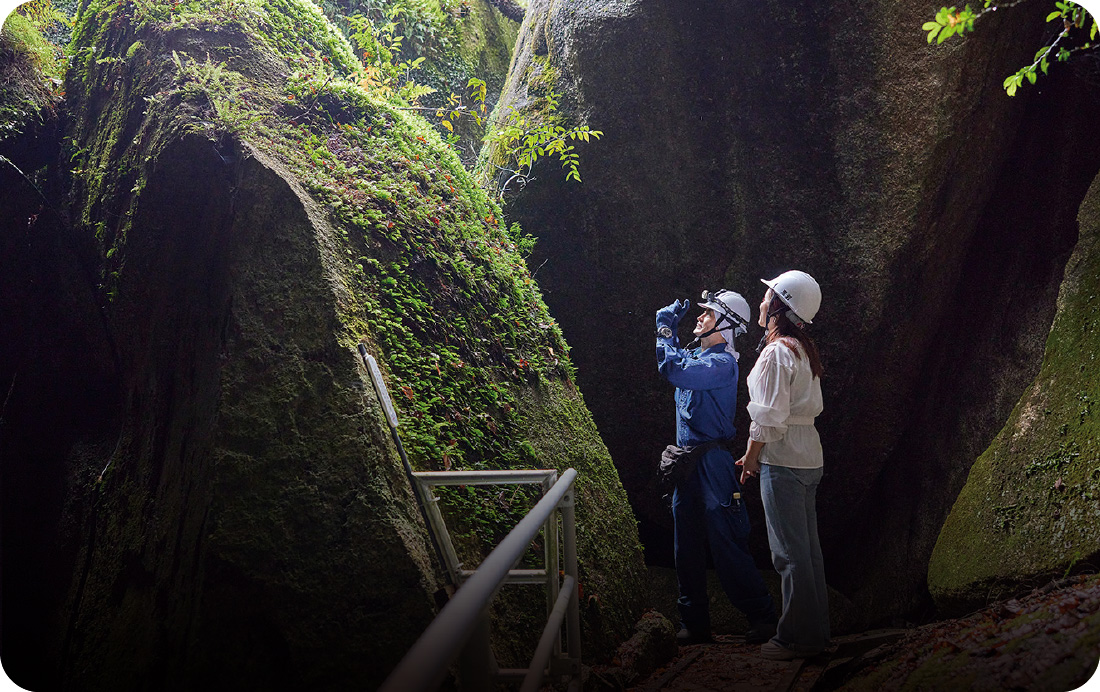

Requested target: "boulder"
[
  {"left": 615, "top": 610, "right": 677, "bottom": 683},
  {"left": 583, "top": 610, "right": 676, "bottom": 690},
  {"left": 929, "top": 172, "right": 1100, "bottom": 612},
  {"left": 0, "top": 1, "right": 645, "bottom": 688}
]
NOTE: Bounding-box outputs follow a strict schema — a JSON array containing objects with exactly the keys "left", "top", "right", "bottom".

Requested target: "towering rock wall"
[
  {"left": 929, "top": 172, "right": 1100, "bottom": 612},
  {"left": 0, "top": 1, "right": 645, "bottom": 689},
  {"left": 487, "top": 0, "right": 1100, "bottom": 624}
]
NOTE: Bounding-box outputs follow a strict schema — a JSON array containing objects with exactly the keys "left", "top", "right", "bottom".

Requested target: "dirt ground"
[{"left": 613, "top": 574, "right": 1100, "bottom": 692}]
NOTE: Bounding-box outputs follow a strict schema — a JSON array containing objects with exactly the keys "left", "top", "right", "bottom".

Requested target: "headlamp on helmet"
[{"left": 698, "top": 289, "right": 752, "bottom": 338}]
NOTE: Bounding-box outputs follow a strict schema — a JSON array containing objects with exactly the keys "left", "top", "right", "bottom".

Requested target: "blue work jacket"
[{"left": 656, "top": 336, "right": 739, "bottom": 448}]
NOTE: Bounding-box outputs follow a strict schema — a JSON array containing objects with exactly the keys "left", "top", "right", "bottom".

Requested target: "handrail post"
[
  {"left": 457, "top": 607, "right": 496, "bottom": 691},
  {"left": 561, "top": 485, "right": 582, "bottom": 675},
  {"left": 543, "top": 471, "right": 561, "bottom": 660},
  {"left": 414, "top": 474, "right": 464, "bottom": 587}
]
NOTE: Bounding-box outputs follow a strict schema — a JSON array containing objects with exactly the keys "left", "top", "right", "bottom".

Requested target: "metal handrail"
[
  {"left": 379, "top": 468, "right": 580, "bottom": 692},
  {"left": 357, "top": 347, "right": 579, "bottom": 691},
  {"left": 410, "top": 469, "right": 556, "bottom": 485},
  {"left": 414, "top": 468, "right": 561, "bottom": 588}
]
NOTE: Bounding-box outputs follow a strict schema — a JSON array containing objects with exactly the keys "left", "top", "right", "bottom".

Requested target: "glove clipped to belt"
[
  {"left": 657, "top": 442, "right": 713, "bottom": 502},
  {"left": 657, "top": 440, "right": 733, "bottom": 505},
  {"left": 657, "top": 444, "right": 694, "bottom": 499}
]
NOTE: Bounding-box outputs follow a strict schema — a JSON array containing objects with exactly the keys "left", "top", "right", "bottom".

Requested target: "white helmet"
[
  {"left": 761, "top": 270, "right": 821, "bottom": 325},
  {"left": 698, "top": 289, "right": 752, "bottom": 337}
]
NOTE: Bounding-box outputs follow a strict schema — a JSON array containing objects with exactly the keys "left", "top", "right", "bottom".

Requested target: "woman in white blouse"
[{"left": 736, "top": 270, "right": 828, "bottom": 660}]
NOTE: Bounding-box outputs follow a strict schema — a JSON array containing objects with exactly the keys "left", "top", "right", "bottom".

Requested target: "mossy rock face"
[
  {"left": 315, "top": 0, "right": 520, "bottom": 164},
  {"left": 0, "top": 0, "right": 643, "bottom": 688},
  {"left": 486, "top": 0, "right": 1100, "bottom": 625},
  {"left": 928, "top": 174, "right": 1100, "bottom": 613},
  {"left": 0, "top": 9, "right": 64, "bottom": 141}
]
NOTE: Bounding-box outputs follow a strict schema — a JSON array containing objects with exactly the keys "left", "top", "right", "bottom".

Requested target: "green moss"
[
  {"left": 249, "top": 99, "right": 578, "bottom": 473},
  {"left": 514, "top": 379, "right": 647, "bottom": 650},
  {"left": 929, "top": 178, "right": 1100, "bottom": 609},
  {"left": 524, "top": 53, "right": 559, "bottom": 102},
  {"left": 455, "top": 0, "right": 518, "bottom": 82},
  {"left": 2, "top": 11, "right": 61, "bottom": 74},
  {"left": 311, "top": 0, "right": 517, "bottom": 155},
  {"left": 0, "top": 6, "right": 66, "bottom": 140}
]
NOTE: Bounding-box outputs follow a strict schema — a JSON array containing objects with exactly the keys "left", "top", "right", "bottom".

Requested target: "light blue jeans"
[{"left": 760, "top": 464, "right": 830, "bottom": 652}]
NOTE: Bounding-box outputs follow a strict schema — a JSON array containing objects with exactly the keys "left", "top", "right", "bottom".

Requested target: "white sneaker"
[{"left": 759, "top": 640, "right": 820, "bottom": 660}]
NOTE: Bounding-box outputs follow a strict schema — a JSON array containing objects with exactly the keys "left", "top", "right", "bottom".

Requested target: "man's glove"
[{"left": 656, "top": 299, "right": 690, "bottom": 332}]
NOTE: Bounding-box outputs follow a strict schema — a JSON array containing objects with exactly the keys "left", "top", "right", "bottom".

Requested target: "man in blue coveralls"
[{"left": 656, "top": 290, "right": 778, "bottom": 645}]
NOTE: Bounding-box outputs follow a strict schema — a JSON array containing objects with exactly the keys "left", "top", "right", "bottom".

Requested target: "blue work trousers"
[
  {"left": 760, "top": 464, "right": 830, "bottom": 652},
  {"left": 672, "top": 448, "right": 776, "bottom": 632}
]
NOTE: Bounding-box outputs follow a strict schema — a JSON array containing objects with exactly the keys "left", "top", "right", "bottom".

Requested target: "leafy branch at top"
[
  {"left": 423, "top": 78, "right": 603, "bottom": 197},
  {"left": 345, "top": 8, "right": 436, "bottom": 104},
  {"left": 484, "top": 88, "right": 602, "bottom": 199},
  {"left": 923, "top": 1, "right": 1097, "bottom": 95},
  {"left": 435, "top": 77, "right": 489, "bottom": 134}
]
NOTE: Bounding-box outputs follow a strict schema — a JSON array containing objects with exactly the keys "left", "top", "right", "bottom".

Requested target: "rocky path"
[
  {"left": 621, "top": 630, "right": 903, "bottom": 692},
  {"left": 613, "top": 574, "right": 1100, "bottom": 692}
]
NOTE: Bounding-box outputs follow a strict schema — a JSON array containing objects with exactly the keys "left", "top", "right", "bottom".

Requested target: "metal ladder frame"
[{"left": 380, "top": 467, "right": 582, "bottom": 692}]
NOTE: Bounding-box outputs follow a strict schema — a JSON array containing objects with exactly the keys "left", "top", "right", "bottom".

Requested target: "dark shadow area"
[{"left": 1, "top": 121, "right": 122, "bottom": 689}]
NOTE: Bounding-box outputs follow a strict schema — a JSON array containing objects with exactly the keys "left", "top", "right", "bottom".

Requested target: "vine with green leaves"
[
  {"left": 436, "top": 76, "right": 489, "bottom": 134},
  {"left": 345, "top": 9, "right": 436, "bottom": 104},
  {"left": 923, "top": 1, "right": 1098, "bottom": 95},
  {"left": 482, "top": 87, "right": 602, "bottom": 198}
]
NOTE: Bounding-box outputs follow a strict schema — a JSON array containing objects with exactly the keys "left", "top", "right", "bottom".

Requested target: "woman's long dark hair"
[{"left": 765, "top": 295, "right": 824, "bottom": 379}]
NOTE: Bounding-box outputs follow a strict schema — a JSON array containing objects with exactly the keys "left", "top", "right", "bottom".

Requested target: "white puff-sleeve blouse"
[{"left": 746, "top": 340, "right": 824, "bottom": 469}]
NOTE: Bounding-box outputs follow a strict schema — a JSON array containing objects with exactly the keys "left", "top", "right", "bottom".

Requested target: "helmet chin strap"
[
  {"left": 755, "top": 333, "right": 769, "bottom": 354},
  {"left": 756, "top": 303, "right": 806, "bottom": 353},
  {"left": 682, "top": 321, "right": 726, "bottom": 347},
  {"left": 687, "top": 315, "right": 743, "bottom": 349},
  {"left": 757, "top": 304, "right": 787, "bottom": 353}
]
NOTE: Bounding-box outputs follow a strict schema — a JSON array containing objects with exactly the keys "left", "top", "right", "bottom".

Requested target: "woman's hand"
[
  {"left": 735, "top": 454, "right": 761, "bottom": 484},
  {"left": 736, "top": 439, "right": 766, "bottom": 484}
]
